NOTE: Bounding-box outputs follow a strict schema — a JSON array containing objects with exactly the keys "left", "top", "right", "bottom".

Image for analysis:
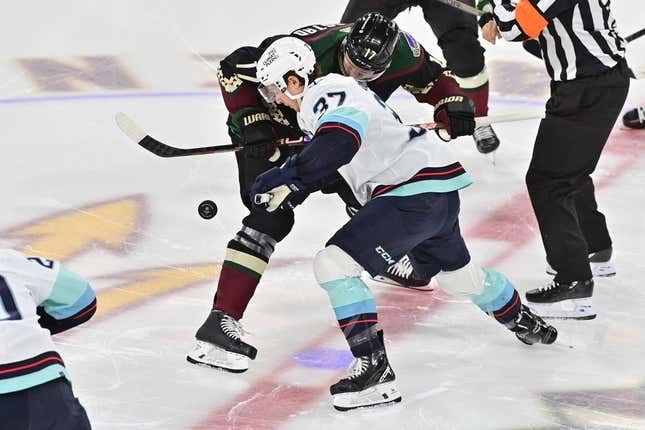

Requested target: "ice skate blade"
[
  {"left": 186, "top": 341, "right": 250, "bottom": 373},
  {"left": 332, "top": 381, "right": 402, "bottom": 411},
  {"left": 371, "top": 275, "right": 434, "bottom": 291},
  {"left": 527, "top": 298, "right": 596, "bottom": 320}
]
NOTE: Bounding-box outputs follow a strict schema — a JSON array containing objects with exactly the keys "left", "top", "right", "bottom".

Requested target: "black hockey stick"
[
  {"left": 115, "top": 112, "right": 543, "bottom": 158},
  {"left": 626, "top": 28, "right": 645, "bottom": 43},
  {"left": 115, "top": 112, "right": 307, "bottom": 158}
]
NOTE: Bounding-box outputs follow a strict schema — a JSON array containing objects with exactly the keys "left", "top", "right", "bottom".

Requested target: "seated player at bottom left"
[{"left": 247, "top": 37, "right": 559, "bottom": 411}]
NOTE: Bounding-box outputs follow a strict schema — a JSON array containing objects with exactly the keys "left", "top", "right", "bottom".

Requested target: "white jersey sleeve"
[{"left": 0, "top": 249, "right": 95, "bottom": 394}]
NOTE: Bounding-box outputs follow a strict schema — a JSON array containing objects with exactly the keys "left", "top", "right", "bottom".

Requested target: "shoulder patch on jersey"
[{"left": 403, "top": 32, "right": 421, "bottom": 58}]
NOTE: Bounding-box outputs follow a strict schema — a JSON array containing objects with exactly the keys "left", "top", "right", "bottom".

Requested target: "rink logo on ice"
[
  {"left": 375, "top": 246, "right": 396, "bottom": 265},
  {"left": 540, "top": 384, "right": 645, "bottom": 428}
]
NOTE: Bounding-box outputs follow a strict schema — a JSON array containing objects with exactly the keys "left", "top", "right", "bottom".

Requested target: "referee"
[{"left": 479, "top": 0, "right": 631, "bottom": 319}]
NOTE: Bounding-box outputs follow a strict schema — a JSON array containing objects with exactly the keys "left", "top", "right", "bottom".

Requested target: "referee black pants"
[{"left": 526, "top": 60, "right": 630, "bottom": 284}]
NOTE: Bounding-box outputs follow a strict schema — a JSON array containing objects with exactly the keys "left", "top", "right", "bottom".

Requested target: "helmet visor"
[
  {"left": 342, "top": 53, "right": 386, "bottom": 82},
  {"left": 258, "top": 82, "right": 285, "bottom": 103}
]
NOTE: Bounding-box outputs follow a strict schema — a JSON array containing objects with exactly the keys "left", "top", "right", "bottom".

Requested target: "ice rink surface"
[{"left": 1, "top": 1, "right": 644, "bottom": 429}]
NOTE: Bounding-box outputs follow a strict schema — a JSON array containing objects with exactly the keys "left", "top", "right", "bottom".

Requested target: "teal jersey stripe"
[
  {"left": 333, "top": 298, "right": 377, "bottom": 321},
  {"left": 320, "top": 277, "right": 374, "bottom": 309},
  {"left": 376, "top": 173, "right": 474, "bottom": 197},
  {"left": 42, "top": 266, "right": 95, "bottom": 319},
  {"left": 0, "top": 364, "right": 70, "bottom": 394},
  {"left": 318, "top": 106, "right": 369, "bottom": 141},
  {"left": 471, "top": 269, "right": 516, "bottom": 312}
]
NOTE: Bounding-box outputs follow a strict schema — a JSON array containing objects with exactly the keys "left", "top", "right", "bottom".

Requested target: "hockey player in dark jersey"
[
  {"left": 187, "top": 13, "right": 477, "bottom": 372},
  {"left": 341, "top": 0, "right": 501, "bottom": 154}
]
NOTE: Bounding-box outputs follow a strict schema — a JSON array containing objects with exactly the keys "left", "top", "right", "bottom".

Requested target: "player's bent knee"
[
  {"left": 436, "top": 261, "right": 486, "bottom": 296},
  {"left": 314, "top": 245, "right": 364, "bottom": 285}
]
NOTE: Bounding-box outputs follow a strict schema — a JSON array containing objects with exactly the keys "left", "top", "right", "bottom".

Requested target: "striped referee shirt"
[{"left": 492, "top": 0, "right": 626, "bottom": 81}]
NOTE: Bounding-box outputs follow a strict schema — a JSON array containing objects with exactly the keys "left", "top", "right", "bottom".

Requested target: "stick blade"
[{"left": 115, "top": 112, "right": 146, "bottom": 143}]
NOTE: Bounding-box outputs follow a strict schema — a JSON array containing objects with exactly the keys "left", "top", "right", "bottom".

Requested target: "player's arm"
[
  {"left": 250, "top": 105, "right": 367, "bottom": 212},
  {"left": 219, "top": 45, "right": 280, "bottom": 159},
  {"left": 485, "top": 0, "right": 576, "bottom": 41},
  {"left": 376, "top": 32, "right": 464, "bottom": 106},
  {"left": 20, "top": 255, "right": 97, "bottom": 335}
]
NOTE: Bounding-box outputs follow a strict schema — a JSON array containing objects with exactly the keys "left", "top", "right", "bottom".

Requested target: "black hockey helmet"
[{"left": 341, "top": 12, "right": 400, "bottom": 81}]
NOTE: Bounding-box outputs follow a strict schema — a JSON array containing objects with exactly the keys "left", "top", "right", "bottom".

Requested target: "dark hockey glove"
[
  {"left": 433, "top": 95, "right": 475, "bottom": 142},
  {"left": 228, "top": 107, "right": 277, "bottom": 159},
  {"left": 522, "top": 40, "right": 543, "bottom": 59},
  {"left": 250, "top": 156, "right": 309, "bottom": 212}
]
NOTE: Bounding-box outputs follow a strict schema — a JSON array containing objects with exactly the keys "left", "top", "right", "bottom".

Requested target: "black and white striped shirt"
[{"left": 492, "top": 0, "right": 626, "bottom": 81}]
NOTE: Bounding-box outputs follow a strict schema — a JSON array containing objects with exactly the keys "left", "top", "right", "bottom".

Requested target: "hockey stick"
[
  {"left": 115, "top": 112, "right": 308, "bottom": 158},
  {"left": 434, "top": 0, "right": 482, "bottom": 16},
  {"left": 115, "top": 111, "right": 543, "bottom": 158},
  {"left": 626, "top": 28, "right": 645, "bottom": 43}
]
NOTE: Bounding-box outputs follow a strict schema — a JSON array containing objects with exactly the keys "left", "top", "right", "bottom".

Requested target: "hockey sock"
[
  {"left": 320, "top": 276, "right": 381, "bottom": 357},
  {"left": 214, "top": 227, "right": 276, "bottom": 320},
  {"left": 470, "top": 269, "right": 522, "bottom": 325}
]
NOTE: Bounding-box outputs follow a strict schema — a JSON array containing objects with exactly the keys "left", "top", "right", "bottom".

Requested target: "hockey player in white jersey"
[
  {"left": 249, "top": 37, "right": 559, "bottom": 411},
  {"left": 0, "top": 249, "right": 96, "bottom": 429}
]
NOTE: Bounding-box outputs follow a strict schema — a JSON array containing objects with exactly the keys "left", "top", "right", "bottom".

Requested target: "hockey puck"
[{"left": 198, "top": 200, "right": 218, "bottom": 219}]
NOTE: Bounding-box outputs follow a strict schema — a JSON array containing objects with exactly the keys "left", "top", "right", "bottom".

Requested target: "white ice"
[{"left": 1, "top": 1, "right": 644, "bottom": 429}]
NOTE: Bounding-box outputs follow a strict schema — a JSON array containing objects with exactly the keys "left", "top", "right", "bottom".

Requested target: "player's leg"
[
  {"left": 322, "top": 173, "right": 432, "bottom": 289},
  {"left": 421, "top": 0, "right": 499, "bottom": 154},
  {"left": 315, "top": 193, "right": 453, "bottom": 410},
  {"left": 188, "top": 150, "right": 295, "bottom": 372},
  {"left": 410, "top": 191, "right": 557, "bottom": 345},
  {"left": 3, "top": 378, "right": 92, "bottom": 430},
  {"left": 524, "top": 63, "right": 630, "bottom": 319}
]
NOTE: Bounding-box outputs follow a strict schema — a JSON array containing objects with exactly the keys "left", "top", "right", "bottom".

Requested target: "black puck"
[{"left": 198, "top": 200, "right": 218, "bottom": 219}]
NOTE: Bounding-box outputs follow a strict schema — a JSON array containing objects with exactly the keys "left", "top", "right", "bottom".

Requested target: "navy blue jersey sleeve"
[{"left": 293, "top": 123, "right": 361, "bottom": 190}]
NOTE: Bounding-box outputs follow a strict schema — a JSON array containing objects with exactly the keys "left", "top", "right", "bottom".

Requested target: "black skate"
[
  {"left": 372, "top": 254, "right": 432, "bottom": 290},
  {"left": 473, "top": 124, "right": 500, "bottom": 154},
  {"left": 509, "top": 305, "right": 558, "bottom": 345},
  {"left": 525, "top": 279, "right": 595, "bottom": 320},
  {"left": 546, "top": 247, "right": 615, "bottom": 278},
  {"left": 186, "top": 309, "right": 257, "bottom": 373},
  {"left": 330, "top": 348, "right": 401, "bottom": 411},
  {"left": 622, "top": 106, "right": 645, "bottom": 129}
]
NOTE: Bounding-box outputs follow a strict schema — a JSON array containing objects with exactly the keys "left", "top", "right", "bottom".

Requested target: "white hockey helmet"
[{"left": 257, "top": 37, "right": 316, "bottom": 103}]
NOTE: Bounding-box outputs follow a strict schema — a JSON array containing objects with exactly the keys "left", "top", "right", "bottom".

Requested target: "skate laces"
[
  {"left": 347, "top": 356, "right": 370, "bottom": 379},
  {"left": 516, "top": 307, "right": 547, "bottom": 333},
  {"left": 387, "top": 255, "right": 414, "bottom": 279},
  {"left": 473, "top": 125, "right": 496, "bottom": 140},
  {"left": 221, "top": 315, "right": 245, "bottom": 340},
  {"left": 638, "top": 106, "right": 645, "bottom": 124},
  {"left": 536, "top": 281, "right": 558, "bottom": 293}
]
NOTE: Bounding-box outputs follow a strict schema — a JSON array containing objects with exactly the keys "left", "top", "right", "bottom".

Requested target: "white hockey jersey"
[
  {"left": 0, "top": 249, "right": 95, "bottom": 394},
  {"left": 298, "top": 74, "right": 472, "bottom": 205}
]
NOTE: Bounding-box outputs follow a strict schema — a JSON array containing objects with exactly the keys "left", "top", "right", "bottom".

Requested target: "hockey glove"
[
  {"left": 433, "top": 95, "right": 475, "bottom": 142},
  {"left": 250, "top": 156, "right": 309, "bottom": 212},
  {"left": 228, "top": 107, "right": 277, "bottom": 159},
  {"left": 522, "top": 40, "right": 543, "bottom": 59}
]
